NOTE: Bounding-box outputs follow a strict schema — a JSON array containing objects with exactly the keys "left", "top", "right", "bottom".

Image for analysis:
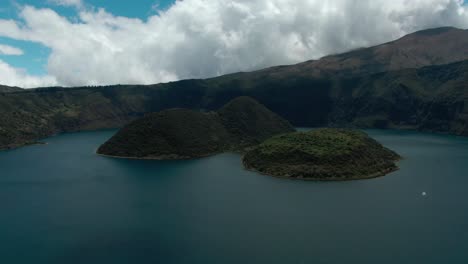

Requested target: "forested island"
[
  {"left": 243, "top": 129, "right": 400, "bottom": 180},
  {"left": 97, "top": 97, "right": 294, "bottom": 159},
  {"left": 98, "top": 98, "right": 400, "bottom": 180}
]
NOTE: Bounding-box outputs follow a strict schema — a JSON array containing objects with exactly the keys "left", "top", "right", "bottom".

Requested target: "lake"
[{"left": 1, "top": 129, "right": 468, "bottom": 264}]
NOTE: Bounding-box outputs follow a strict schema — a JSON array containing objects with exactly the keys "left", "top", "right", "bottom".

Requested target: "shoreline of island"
[
  {"left": 95, "top": 150, "right": 223, "bottom": 161},
  {"left": 242, "top": 157, "right": 401, "bottom": 182}
]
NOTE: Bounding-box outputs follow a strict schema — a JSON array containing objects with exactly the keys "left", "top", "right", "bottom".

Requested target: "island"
[
  {"left": 97, "top": 96, "right": 295, "bottom": 159},
  {"left": 242, "top": 128, "right": 400, "bottom": 181}
]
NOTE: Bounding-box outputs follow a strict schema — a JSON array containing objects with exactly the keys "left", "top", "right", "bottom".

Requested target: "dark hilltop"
[{"left": 97, "top": 97, "right": 294, "bottom": 159}]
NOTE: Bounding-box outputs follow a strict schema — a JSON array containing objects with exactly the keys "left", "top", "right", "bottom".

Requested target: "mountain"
[
  {"left": 243, "top": 129, "right": 400, "bottom": 180},
  {"left": 1, "top": 27, "right": 468, "bottom": 150},
  {"left": 264, "top": 27, "right": 468, "bottom": 78},
  {"left": 97, "top": 97, "right": 294, "bottom": 159},
  {"left": 0, "top": 85, "right": 22, "bottom": 93}
]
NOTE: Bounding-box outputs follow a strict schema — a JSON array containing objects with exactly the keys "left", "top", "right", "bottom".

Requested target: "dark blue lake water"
[{"left": 1, "top": 129, "right": 468, "bottom": 264}]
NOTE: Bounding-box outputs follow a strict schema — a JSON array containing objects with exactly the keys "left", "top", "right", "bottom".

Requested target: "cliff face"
[
  {"left": 243, "top": 129, "right": 400, "bottom": 180},
  {"left": 1, "top": 27, "right": 468, "bottom": 150},
  {"left": 97, "top": 97, "right": 295, "bottom": 159}
]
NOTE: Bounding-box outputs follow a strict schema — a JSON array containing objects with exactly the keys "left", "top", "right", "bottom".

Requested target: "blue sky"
[{"left": 0, "top": 0, "right": 176, "bottom": 76}]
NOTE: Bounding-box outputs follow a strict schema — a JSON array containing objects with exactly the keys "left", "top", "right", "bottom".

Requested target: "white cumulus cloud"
[
  {"left": 0, "top": 60, "right": 56, "bottom": 87},
  {"left": 48, "top": 0, "right": 82, "bottom": 8},
  {"left": 0, "top": 0, "right": 467, "bottom": 88},
  {"left": 0, "top": 44, "right": 24, "bottom": 55}
]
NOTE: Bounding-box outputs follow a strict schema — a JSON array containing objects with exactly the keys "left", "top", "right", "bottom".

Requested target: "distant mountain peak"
[{"left": 285, "top": 26, "right": 468, "bottom": 78}]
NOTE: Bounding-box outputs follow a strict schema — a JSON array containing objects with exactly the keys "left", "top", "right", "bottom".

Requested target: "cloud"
[
  {"left": 0, "top": 44, "right": 24, "bottom": 55},
  {"left": 0, "top": 60, "right": 56, "bottom": 87},
  {"left": 0, "top": 0, "right": 468, "bottom": 88},
  {"left": 48, "top": 0, "right": 82, "bottom": 8}
]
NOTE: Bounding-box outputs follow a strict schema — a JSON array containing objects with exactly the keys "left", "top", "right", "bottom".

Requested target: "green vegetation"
[
  {"left": 243, "top": 129, "right": 400, "bottom": 180},
  {"left": 97, "top": 97, "right": 294, "bottom": 159},
  {"left": 256, "top": 129, "right": 367, "bottom": 157},
  {"left": 0, "top": 85, "right": 22, "bottom": 93},
  {"left": 1, "top": 27, "right": 468, "bottom": 150}
]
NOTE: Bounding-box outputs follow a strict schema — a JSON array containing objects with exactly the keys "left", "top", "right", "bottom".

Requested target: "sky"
[{"left": 0, "top": 0, "right": 468, "bottom": 88}]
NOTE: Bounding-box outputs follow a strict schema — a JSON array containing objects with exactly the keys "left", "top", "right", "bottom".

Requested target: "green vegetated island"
[
  {"left": 97, "top": 97, "right": 295, "bottom": 159},
  {"left": 243, "top": 129, "right": 400, "bottom": 180},
  {"left": 98, "top": 97, "right": 400, "bottom": 180}
]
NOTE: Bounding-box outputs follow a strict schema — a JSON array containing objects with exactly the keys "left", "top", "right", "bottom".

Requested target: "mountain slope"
[
  {"left": 1, "top": 27, "right": 468, "bottom": 150},
  {"left": 267, "top": 27, "right": 468, "bottom": 78},
  {"left": 0, "top": 85, "right": 22, "bottom": 93}
]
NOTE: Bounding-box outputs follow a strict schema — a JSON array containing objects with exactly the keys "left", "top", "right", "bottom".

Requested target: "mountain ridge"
[
  {"left": 1, "top": 27, "right": 468, "bottom": 150},
  {"left": 250, "top": 26, "right": 468, "bottom": 79},
  {"left": 0, "top": 85, "right": 22, "bottom": 93}
]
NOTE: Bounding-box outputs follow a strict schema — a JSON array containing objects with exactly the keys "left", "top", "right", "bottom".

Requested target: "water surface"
[{"left": 1, "top": 129, "right": 468, "bottom": 264}]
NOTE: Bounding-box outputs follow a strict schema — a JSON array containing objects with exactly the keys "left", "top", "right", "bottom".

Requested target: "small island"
[
  {"left": 97, "top": 96, "right": 295, "bottom": 159},
  {"left": 98, "top": 98, "right": 400, "bottom": 181},
  {"left": 242, "top": 129, "right": 400, "bottom": 181}
]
